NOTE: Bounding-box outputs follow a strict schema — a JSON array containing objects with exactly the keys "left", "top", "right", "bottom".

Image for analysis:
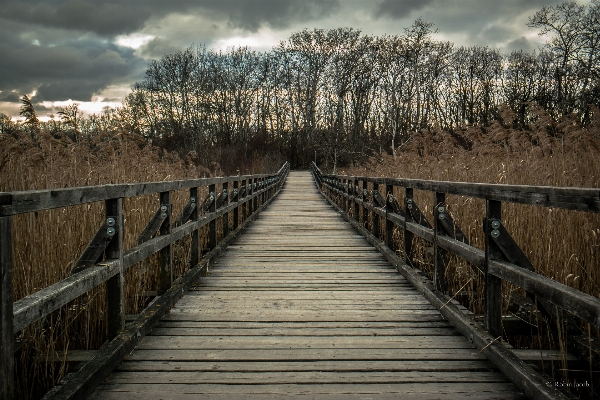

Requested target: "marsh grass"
[{"left": 1, "top": 129, "right": 220, "bottom": 399}]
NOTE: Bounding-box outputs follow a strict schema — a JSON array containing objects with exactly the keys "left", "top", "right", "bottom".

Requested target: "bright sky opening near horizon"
[{"left": 0, "top": 0, "right": 589, "bottom": 121}]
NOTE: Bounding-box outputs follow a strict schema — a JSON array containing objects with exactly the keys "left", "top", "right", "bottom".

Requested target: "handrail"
[
  {"left": 0, "top": 162, "right": 290, "bottom": 400},
  {"left": 310, "top": 161, "right": 597, "bottom": 400}
]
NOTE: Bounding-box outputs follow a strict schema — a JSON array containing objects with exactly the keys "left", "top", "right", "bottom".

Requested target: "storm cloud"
[{"left": 0, "top": 0, "right": 588, "bottom": 117}]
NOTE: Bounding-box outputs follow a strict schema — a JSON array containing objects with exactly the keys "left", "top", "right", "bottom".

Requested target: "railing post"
[
  {"left": 158, "top": 191, "right": 172, "bottom": 294},
  {"left": 386, "top": 183, "right": 395, "bottom": 252},
  {"left": 251, "top": 178, "right": 258, "bottom": 214},
  {"left": 434, "top": 192, "right": 447, "bottom": 293},
  {"left": 404, "top": 188, "right": 414, "bottom": 267},
  {"left": 105, "top": 198, "right": 124, "bottom": 338},
  {"left": 241, "top": 179, "right": 247, "bottom": 222},
  {"left": 485, "top": 199, "right": 503, "bottom": 338},
  {"left": 342, "top": 178, "right": 347, "bottom": 213},
  {"left": 362, "top": 180, "right": 368, "bottom": 227},
  {"left": 209, "top": 184, "right": 217, "bottom": 251},
  {"left": 233, "top": 180, "right": 239, "bottom": 230},
  {"left": 190, "top": 187, "right": 199, "bottom": 268},
  {"left": 1, "top": 215, "right": 14, "bottom": 400},
  {"left": 372, "top": 182, "right": 380, "bottom": 239},
  {"left": 222, "top": 181, "right": 229, "bottom": 238},
  {"left": 354, "top": 178, "right": 359, "bottom": 221},
  {"left": 347, "top": 178, "right": 353, "bottom": 215}
]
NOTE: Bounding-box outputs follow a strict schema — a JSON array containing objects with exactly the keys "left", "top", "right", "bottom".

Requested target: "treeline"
[
  {"left": 2, "top": 1, "right": 598, "bottom": 173},
  {"left": 119, "top": 1, "right": 599, "bottom": 170}
]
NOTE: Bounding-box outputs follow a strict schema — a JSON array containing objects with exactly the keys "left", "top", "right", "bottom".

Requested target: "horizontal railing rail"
[
  {"left": 311, "top": 161, "right": 599, "bottom": 400},
  {"left": 0, "top": 162, "right": 290, "bottom": 400}
]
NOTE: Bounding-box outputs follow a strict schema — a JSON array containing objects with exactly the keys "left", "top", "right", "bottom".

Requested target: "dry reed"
[{"left": 0, "top": 128, "right": 219, "bottom": 399}]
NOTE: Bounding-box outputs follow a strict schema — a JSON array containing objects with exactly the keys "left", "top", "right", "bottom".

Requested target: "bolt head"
[
  {"left": 107, "top": 227, "right": 116, "bottom": 237},
  {"left": 161, "top": 212, "right": 167, "bottom": 219},
  {"left": 190, "top": 197, "right": 196, "bottom": 203},
  {"left": 407, "top": 204, "right": 413, "bottom": 210},
  {"left": 438, "top": 206, "right": 445, "bottom": 213},
  {"left": 491, "top": 220, "right": 501, "bottom": 229},
  {"left": 439, "top": 213, "right": 446, "bottom": 220},
  {"left": 106, "top": 217, "right": 116, "bottom": 227},
  {"left": 161, "top": 205, "right": 168, "bottom": 212},
  {"left": 491, "top": 229, "right": 500, "bottom": 238}
]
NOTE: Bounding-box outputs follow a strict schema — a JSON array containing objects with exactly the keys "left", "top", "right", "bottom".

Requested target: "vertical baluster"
[
  {"left": 233, "top": 180, "right": 239, "bottom": 230},
  {"left": 1, "top": 214, "right": 14, "bottom": 400},
  {"left": 372, "top": 182, "right": 379, "bottom": 239},
  {"left": 343, "top": 178, "right": 348, "bottom": 213},
  {"left": 434, "top": 192, "right": 447, "bottom": 293},
  {"left": 222, "top": 181, "right": 229, "bottom": 237},
  {"left": 253, "top": 177, "right": 258, "bottom": 213},
  {"left": 354, "top": 178, "right": 359, "bottom": 222},
  {"left": 190, "top": 187, "right": 199, "bottom": 269},
  {"left": 386, "top": 183, "right": 395, "bottom": 252},
  {"left": 158, "top": 191, "right": 172, "bottom": 294},
  {"left": 485, "top": 200, "right": 502, "bottom": 337},
  {"left": 209, "top": 184, "right": 217, "bottom": 251},
  {"left": 105, "top": 198, "right": 124, "bottom": 338},
  {"left": 404, "top": 188, "right": 414, "bottom": 267},
  {"left": 242, "top": 179, "right": 247, "bottom": 222},
  {"left": 362, "top": 180, "right": 368, "bottom": 227}
]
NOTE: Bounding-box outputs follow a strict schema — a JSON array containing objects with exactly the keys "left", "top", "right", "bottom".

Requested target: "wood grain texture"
[{"left": 91, "top": 171, "right": 526, "bottom": 400}]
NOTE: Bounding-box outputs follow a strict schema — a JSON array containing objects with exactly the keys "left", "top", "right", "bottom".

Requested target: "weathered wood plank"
[
  {"left": 125, "top": 348, "right": 490, "bottom": 361},
  {"left": 113, "top": 359, "right": 498, "bottom": 372},
  {"left": 90, "top": 383, "right": 527, "bottom": 399},
  {"left": 324, "top": 173, "right": 600, "bottom": 212}
]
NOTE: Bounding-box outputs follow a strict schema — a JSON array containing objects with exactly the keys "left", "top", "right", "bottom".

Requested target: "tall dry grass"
[
  {"left": 340, "top": 104, "right": 600, "bottom": 397},
  {"left": 0, "top": 128, "right": 221, "bottom": 399}
]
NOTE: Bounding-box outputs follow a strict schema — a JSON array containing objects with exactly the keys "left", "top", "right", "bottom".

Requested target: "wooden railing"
[
  {"left": 311, "top": 162, "right": 600, "bottom": 400},
  {"left": 0, "top": 162, "right": 289, "bottom": 400}
]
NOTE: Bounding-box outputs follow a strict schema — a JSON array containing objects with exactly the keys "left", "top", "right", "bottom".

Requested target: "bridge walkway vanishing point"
[{"left": 90, "top": 171, "right": 526, "bottom": 399}]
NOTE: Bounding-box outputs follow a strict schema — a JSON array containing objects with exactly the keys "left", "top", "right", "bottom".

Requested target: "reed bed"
[{"left": 0, "top": 129, "right": 221, "bottom": 399}]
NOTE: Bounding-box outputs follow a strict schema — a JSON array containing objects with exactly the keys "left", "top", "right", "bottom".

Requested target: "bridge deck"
[{"left": 91, "top": 171, "right": 526, "bottom": 399}]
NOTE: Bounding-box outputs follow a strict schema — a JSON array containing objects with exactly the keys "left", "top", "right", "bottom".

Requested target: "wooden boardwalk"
[{"left": 90, "top": 171, "right": 526, "bottom": 399}]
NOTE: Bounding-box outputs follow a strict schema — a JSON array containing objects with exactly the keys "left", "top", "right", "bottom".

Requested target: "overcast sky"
[{"left": 0, "top": 0, "right": 587, "bottom": 120}]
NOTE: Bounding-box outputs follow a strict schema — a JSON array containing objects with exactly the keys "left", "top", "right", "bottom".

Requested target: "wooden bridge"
[
  {"left": 1, "top": 163, "right": 600, "bottom": 399},
  {"left": 89, "top": 171, "right": 525, "bottom": 399}
]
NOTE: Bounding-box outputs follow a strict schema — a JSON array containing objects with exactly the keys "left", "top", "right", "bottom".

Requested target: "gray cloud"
[
  {"left": 1, "top": 0, "right": 153, "bottom": 37},
  {"left": 0, "top": 0, "right": 586, "bottom": 117},
  {"left": 136, "top": 38, "right": 186, "bottom": 60},
  {"left": 374, "top": 0, "right": 435, "bottom": 19},
  {"left": 0, "top": 38, "right": 145, "bottom": 102}
]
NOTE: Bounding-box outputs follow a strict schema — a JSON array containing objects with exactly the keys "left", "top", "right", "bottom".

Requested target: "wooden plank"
[
  {"left": 103, "top": 370, "right": 510, "bottom": 384},
  {"left": 324, "top": 173, "right": 600, "bottom": 213},
  {"left": 147, "top": 327, "right": 457, "bottom": 337},
  {"left": 125, "top": 348, "right": 490, "bottom": 361},
  {"left": 0, "top": 172, "right": 283, "bottom": 217},
  {"left": 113, "top": 359, "right": 499, "bottom": 372},
  {"left": 90, "top": 383, "right": 527, "bottom": 399},
  {"left": 135, "top": 335, "right": 475, "bottom": 350}
]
